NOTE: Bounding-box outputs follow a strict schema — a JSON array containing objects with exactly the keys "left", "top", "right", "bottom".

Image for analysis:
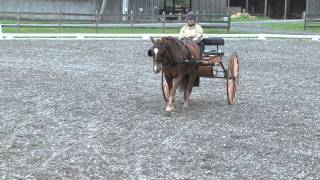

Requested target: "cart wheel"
[
  {"left": 161, "top": 72, "right": 169, "bottom": 102},
  {"left": 227, "top": 52, "right": 240, "bottom": 105}
]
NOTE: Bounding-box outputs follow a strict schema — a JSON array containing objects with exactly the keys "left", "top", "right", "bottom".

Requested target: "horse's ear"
[
  {"left": 150, "top": 37, "right": 156, "bottom": 45},
  {"left": 148, "top": 48, "right": 153, "bottom": 57}
]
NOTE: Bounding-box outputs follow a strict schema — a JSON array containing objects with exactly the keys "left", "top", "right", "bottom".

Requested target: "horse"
[{"left": 147, "top": 36, "right": 201, "bottom": 112}]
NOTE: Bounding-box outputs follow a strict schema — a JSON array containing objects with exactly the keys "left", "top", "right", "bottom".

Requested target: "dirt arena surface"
[{"left": 0, "top": 39, "right": 319, "bottom": 179}]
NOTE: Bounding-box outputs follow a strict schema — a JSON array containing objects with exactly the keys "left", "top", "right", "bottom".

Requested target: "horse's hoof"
[
  {"left": 165, "top": 106, "right": 174, "bottom": 112},
  {"left": 164, "top": 111, "right": 172, "bottom": 117}
]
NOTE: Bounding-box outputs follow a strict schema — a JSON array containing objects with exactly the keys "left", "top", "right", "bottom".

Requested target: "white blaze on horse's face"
[
  {"left": 153, "top": 48, "right": 161, "bottom": 73},
  {"left": 154, "top": 48, "right": 159, "bottom": 57}
]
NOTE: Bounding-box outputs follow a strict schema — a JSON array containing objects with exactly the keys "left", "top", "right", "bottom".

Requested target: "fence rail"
[
  {"left": 304, "top": 11, "right": 320, "bottom": 31},
  {"left": 0, "top": 10, "right": 231, "bottom": 32},
  {"left": 1, "top": 33, "right": 320, "bottom": 41}
]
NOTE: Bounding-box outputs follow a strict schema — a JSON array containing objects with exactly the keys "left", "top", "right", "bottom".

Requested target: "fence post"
[
  {"left": 58, "top": 9, "right": 62, "bottom": 33},
  {"left": 213, "top": 11, "right": 216, "bottom": 23},
  {"left": 227, "top": 12, "right": 231, "bottom": 33},
  {"left": 139, "top": 9, "right": 142, "bottom": 23},
  {"left": 202, "top": 11, "right": 205, "bottom": 22},
  {"left": 161, "top": 11, "right": 166, "bottom": 33},
  {"left": 303, "top": 11, "right": 306, "bottom": 31},
  {"left": 17, "top": 9, "right": 21, "bottom": 32},
  {"left": 95, "top": 10, "right": 100, "bottom": 33},
  {"left": 130, "top": 10, "right": 134, "bottom": 33},
  {"left": 196, "top": 10, "right": 199, "bottom": 20}
]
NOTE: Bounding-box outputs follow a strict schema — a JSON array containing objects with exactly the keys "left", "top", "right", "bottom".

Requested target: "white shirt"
[{"left": 179, "top": 23, "right": 204, "bottom": 43}]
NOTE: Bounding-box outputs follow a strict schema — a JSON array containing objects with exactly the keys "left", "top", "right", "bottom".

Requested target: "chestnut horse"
[{"left": 147, "top": 36, "right": 201, "bottom": 112}]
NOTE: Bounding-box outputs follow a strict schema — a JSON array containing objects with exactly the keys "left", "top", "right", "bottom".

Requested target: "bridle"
[
  {"left": 148, "top": 38, "right": 194, "bottom": 67},
  {"left": 149, "top": 45, "right": 172, "bottom": 66}
]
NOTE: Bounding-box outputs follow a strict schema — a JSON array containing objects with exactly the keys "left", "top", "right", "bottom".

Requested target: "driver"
[{"left": 179, "top": 12, "right": 204, "bottom": 53}]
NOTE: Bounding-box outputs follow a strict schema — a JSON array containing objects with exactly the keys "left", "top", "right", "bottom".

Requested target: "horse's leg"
[
  {"left": 166, "top": 74, "right": 184, "bottom": 112},
  {"left": 183, "top": 75, "right": 189, "bottom": 102},
  {"left": 165, "top": 75, "right": 173, "bottom": 101},
  {"left": 184, "top": 73, "right": 196, "bottom": 109}
]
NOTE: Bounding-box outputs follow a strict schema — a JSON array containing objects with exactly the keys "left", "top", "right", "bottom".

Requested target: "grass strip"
[
  {"left": 260, "top": 22, "right": 320, "bottom": 32},
  {"left": 3, "top": 27, "right": 245, "bottom": 34}
]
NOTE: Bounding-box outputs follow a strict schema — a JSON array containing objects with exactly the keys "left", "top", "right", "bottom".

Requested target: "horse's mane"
[
  {"left": 156, "top": 36, "right": 186, "bottom": 63},
  {"left": 160, "top": 36, "right": 183, "bottom": 49}
]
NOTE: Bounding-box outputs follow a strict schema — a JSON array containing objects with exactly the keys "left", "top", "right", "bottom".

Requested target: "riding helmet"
[{"left": 186, "top": 12, "right": 196, "bottom": 20}]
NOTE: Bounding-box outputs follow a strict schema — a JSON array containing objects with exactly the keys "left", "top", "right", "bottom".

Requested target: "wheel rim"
[{"left": 227, "top": 52, "right": 239, "bottom": 105}]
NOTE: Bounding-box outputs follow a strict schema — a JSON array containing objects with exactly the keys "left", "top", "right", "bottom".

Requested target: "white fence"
[{"left": 0, "top": 33, "right": 319, "bottom": 41}]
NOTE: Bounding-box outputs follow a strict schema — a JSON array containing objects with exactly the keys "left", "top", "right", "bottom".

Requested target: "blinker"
[{"left": 148, "top": 48, "right": 153, "bottom": 57}]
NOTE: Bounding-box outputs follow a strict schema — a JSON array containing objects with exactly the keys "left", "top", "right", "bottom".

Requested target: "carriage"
[{"left": 160, "top": 37, "right": 240, "bottom": 105}]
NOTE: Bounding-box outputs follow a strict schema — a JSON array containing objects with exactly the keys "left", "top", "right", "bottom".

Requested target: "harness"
[
  {"left": 178, "top": 38, "right": 193, "bottom": 61},
  {"left": 151, "top": 38, "right": 195, "bottom": 67}
]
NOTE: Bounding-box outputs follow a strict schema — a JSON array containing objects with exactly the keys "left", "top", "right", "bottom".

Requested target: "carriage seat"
[
  {"left": 202, "top": 37, "right": 225, "bottom": 57},
  {"left": 202, "top": 37, "right": 224, "bottom": 46}
]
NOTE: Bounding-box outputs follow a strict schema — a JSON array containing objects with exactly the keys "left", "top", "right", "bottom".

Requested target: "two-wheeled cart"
[{"left": 161, "top": 37, "right": 240, "bottom": 105}]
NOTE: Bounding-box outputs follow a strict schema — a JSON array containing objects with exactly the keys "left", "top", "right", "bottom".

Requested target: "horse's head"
[{"left": 147, "top": 37, "right": 170, "bottom": 73}]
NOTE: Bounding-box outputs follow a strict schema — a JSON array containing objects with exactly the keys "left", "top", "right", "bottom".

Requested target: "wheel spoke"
[
  {"left": 232, "top": 82, "right": 237, "bottom": 100},
  {"left": 228, "top": 79, "right": 235, "bottom": 103},
  {"left": 233, "top": 70, "right": 239, "bottom": 78},
  {"left": 232, "top": 82, "right": 236, "bottom": 102},
  {"left": 231, "top": 58, "right": 238, "bottom": 77}
]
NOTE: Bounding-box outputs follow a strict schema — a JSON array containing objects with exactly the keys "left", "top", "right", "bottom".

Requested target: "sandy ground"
[{"left": 0, "top": 39, "right": 319, "bottom": 179}]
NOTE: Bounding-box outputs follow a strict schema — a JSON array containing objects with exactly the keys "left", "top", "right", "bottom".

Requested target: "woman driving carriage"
[
  {"left": 179, "top": 12, "right": 204, "bottom": 87},
  {"left": 179, "top": 12, "right": 205, "bottom": 53}
]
